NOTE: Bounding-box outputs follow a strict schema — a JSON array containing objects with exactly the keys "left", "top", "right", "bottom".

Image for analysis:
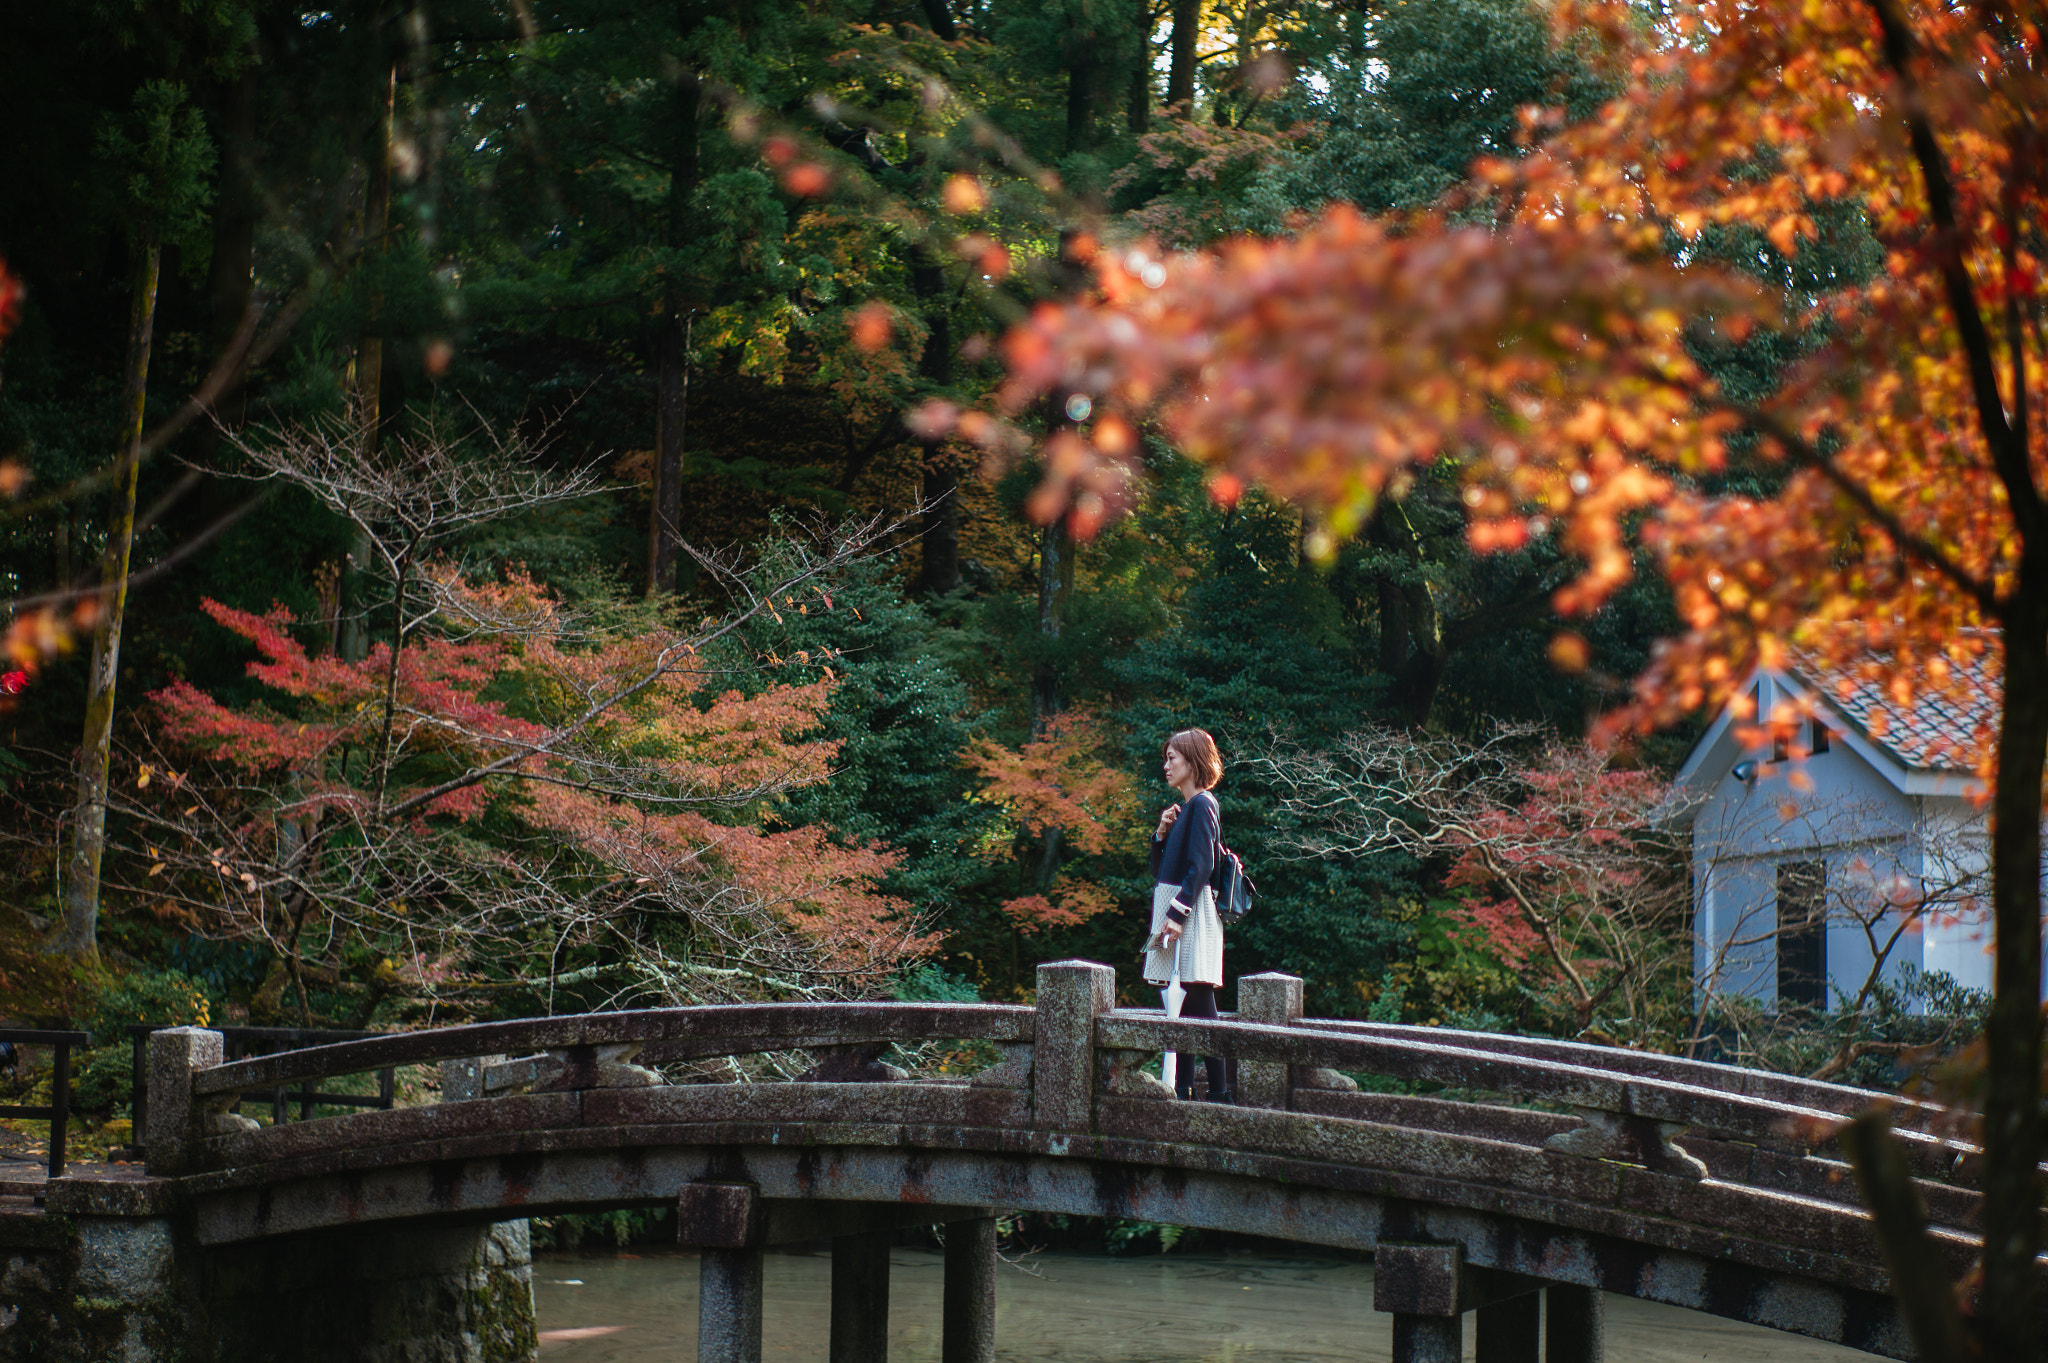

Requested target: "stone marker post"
[
  {"left": 1236, "top": 972, "right": 1302, "bottom": 1109},
  {"left": 144, "top": 1026, "right": 223, "bottom": 1176},
  {"left": 1033, "top": 960, "right": 1113, "bottom": 1132}
]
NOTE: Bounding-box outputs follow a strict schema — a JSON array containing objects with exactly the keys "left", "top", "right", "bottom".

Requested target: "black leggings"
[{"left": 1176, "top": 983, "right": 1229, "bottom": 1099}]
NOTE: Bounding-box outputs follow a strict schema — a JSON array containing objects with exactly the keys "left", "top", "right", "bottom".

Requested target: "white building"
[{"left": 1670, "top": 653, "right": 2000, "bottom": 1012}]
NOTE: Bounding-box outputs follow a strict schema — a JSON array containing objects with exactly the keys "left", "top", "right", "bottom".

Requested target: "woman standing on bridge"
[{"left": 1144, "top": 728, "right": 1232, "bottom": 1103}]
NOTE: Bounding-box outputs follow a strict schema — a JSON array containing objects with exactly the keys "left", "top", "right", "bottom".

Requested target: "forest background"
[{"left": 0, "top": 0, "right": 1965, "bottom": 1130}]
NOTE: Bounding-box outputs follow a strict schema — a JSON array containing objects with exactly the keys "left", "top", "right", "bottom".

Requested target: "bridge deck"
[{"left": 100, "top": 962, "right": 2036, "bottom": 1361}]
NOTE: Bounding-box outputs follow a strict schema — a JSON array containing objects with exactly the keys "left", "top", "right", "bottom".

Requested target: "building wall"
[
  {"left": 1690, "top": 690, "right": 1925, "bottom": 1009},
  {"left": 1914, "top": 795, "right": 1994, "bottom": 996}
]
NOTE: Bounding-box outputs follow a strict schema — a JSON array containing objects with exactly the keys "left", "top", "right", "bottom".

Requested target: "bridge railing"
[
  {"left": 143, "top": 1001, "right": 1033, "bottom": 1173},
  {"left": 1109, "top": 971, "right": 1974, "bottom": 1185},
  {"left": 0, "top": 1026, "right": 89, "bottom": 1179},
  {"left": 1302, "top": 1018, "right": 1960, "bottom": 1134},
  {"left": 144, "top": 960, "right": 1976, "bottom": 1196}
]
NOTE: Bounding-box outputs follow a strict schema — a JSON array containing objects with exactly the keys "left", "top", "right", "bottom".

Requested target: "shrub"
[{"left": 69, "top": 968, "right": 213, "bottom": 1117}]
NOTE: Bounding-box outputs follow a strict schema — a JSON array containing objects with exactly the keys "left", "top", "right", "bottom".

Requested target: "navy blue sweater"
[{"left": 1149, "top": 791, "right": 1219, "bottom": 925}]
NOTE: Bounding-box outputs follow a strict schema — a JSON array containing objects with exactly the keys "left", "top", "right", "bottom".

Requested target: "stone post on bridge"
[
  {"left": 1033, "top": 960, "right": 1114, "bottom": 1132},
  {"left": 143, "top": 1025, "right": 223, "bottom": 1176},
  {"left": 1236, "top": 972, "right": 1301, "bottom": 1109}
]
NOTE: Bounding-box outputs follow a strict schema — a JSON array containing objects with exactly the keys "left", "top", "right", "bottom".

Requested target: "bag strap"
[{"left": 1192, "top": 789, "right": 1221, "bottom": 857}]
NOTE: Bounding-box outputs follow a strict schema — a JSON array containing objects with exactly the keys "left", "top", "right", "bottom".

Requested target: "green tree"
[
  {"left": 728, "top": 551, "right": 996, "bottom": 920},
  {"left": 1111, "top": 492, "right": 1411, "bottom": 1013}
]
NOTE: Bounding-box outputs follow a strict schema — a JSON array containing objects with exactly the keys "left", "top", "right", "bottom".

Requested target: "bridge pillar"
[
  {"left": 831, "top": 1230, "right": 891, "bottom": 1363},
  {"left": 941, "top": 1214, "right": 998, "bottom": 1363},
  {"left": 700, "top": 1246, "right": 765, "bottom": 1363},
  {"left": 1376, "top": 1243, "right": 1545, "bottom": 1363},
  {"left": 1546, "top": 1284, "right": 1605, "bottom": 1363},
  {"left": 1374, "top": 1243, "right": 1463, "bottom": 1363},
  {"left": 681, "top": 1183, "right": 768, "bottom": 1363},
  {"left": 1474, "top": 1293, "right": 1540, "bottom": 1363},
  {"left": 1389, "top": 1316, "right": 1462, "bottom": 1363}
]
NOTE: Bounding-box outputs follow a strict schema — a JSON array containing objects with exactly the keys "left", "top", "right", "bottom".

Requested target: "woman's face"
[{"left": 1162, "top": 745, "right": 1191, "bottom": 790}]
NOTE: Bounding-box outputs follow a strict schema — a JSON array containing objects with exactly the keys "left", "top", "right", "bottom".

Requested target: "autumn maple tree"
[
  {"left": 961, "top": 709, "right": 1137, "bottom": 937},
  {"left": 114, "top": 411, "right": 928, "bottom": 1017},
  {"left": 965, "top": 1, "right": 2048, "bottom": 1355},
  {"left": 135, "top": 576, "right": 920, "bottom": 1014}
]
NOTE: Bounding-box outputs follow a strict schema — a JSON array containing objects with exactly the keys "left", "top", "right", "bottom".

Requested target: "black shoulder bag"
[{"left": 1210, "top": 825, "right": 1255, "bottom": 926}]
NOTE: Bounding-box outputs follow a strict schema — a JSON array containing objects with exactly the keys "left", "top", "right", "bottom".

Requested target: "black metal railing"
[
  {"left": 128, "top": 1024, "right": 395, "bottom": 1143},
  {"left": 0, "top": 1027, "right": 89, "bottom": 1178}
]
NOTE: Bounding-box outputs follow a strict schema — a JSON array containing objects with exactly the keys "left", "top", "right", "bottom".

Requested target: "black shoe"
[{"left": 1207, "top": 1088, "right": 1237, "bottom": 1105}]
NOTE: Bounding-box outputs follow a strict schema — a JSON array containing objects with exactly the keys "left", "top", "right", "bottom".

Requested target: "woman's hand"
[
  {"left": 1160, "top": 920, "right": 1184, "bottom": 947},
  {"left": 1154, "top": 804, "right": 1181, "bottom": 840}
]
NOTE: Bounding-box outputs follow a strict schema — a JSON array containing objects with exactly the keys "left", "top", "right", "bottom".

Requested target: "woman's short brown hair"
[{"left": 1163, "top": 728, "right": 1223, "bottom": 791}]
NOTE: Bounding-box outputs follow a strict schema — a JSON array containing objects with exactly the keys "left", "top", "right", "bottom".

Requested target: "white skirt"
[{"left": 1143, "top": 881, "right": 1224, "bottom": 988}]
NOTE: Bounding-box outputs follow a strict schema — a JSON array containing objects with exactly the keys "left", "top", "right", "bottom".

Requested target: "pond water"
[{"left": 533, "top": 1246, "right": 1869, "bottom": 1362}]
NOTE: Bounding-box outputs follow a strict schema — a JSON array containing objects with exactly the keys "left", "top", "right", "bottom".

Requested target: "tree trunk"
[
  {"left": 1979, "top": 584, "right": 2046, "bottom": 1361},
  {"left": 52, "top": 240, "right": 161, "bottom": 960},
  {"left": 341, "top": 62, "right": 397, "bottom": 664},
  {"left": 1369, "top": 505, "right": 1447, "bottom": 727},
  {"left": 650, "top": 60, "right": 702, "bottom": 597},
  {"left": 649, "top": 308, "right": 690, "bottom": 596},
  {"left": 1128, "top": 61, "right": 1151, "bottom": 134},
  {"left": 1066, "top": 51, "right": 1095, "bottom": 155},
  {"left": 910, "top": 245, "right": 961, "bottom": 597},
  {"left": 1031, "top": 517, "right": 1073, "bottom": 737},
  {"left": 918, "top": 0, "right": 957, "bottom": 40},
  {"left": 1030, "top": 517, "right": 1073, "bottom": 904},
  {"left": 206, "top": 67, "right": 259, "bottom": 429},
  {"left": 1167, "top": 0, "right": 1200, "bottom": 114},
  {"left": 1377, "top": 577, "right": 1408, "bottom": 678}
]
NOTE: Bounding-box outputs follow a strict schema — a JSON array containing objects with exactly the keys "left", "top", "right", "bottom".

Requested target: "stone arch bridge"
[{"left": 8, "top": 962, "right": 2014, "bottom": 1363}]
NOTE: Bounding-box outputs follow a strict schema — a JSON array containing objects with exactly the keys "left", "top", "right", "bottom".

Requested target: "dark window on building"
[
  {"left": 1776, "top": 860, "right": 1828, "bottom": 1011},
  {"left": 1810, "top": 719, "right": 1831, "bottom": 755},
  {"left": 1773, "top": 731, "right": 1790, "bottom": 763}
]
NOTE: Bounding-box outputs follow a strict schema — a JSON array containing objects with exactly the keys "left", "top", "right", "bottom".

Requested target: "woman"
[{"left": 1143, "top": 727, "right": 1231, "bottom": 1103}]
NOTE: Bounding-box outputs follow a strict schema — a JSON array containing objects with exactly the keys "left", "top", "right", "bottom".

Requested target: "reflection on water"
[{"left": 533, "top": 1247, "right": 1868, "bottom": 1362}]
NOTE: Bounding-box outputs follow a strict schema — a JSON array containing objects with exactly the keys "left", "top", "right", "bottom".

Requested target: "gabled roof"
[
  {"left": 1793, "top": 647, "right": 1996, "bottom": 774},
  {"left": 1671, "top": 643, "right": 1995, "bottom": 810}
]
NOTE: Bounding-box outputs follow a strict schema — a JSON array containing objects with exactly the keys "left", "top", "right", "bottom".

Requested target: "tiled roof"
[{"left": 1789, "top": 646, "right": 1998, "bottom": 773}]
